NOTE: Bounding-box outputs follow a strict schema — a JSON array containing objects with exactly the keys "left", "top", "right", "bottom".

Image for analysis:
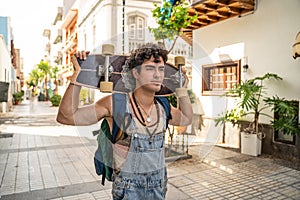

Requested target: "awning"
[{"left": 183, "top": 0, "right": 256, "bottom": 44}]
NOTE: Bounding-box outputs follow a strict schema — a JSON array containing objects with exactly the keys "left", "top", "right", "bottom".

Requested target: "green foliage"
[
  {"left": 187, "top": 89, "right": 196, "bottom": 104},
  {"left": 215, "top": 73, "right": 300, "bottom": 136},
  {"left": 79, "top": 88, "right": 93, "bottom": 105},
  {"left": 13, "top": 91, "right": 24, "bottom": 102},
  {"left": 50, "top": 94, "right": 62, "bottom": 106},
  {"left": 27, "top": 68, "right": 43, "bottom": 87},
  {"left": 215, "top": 108, "right": 244, "bottom": 126},
  {"left": 37, "top": 61, "right": 51, "bottom": 75},
  {"left": 50, "top": 66, "right": 59, "bottom": 79},
  {"left": 167, "top": 94, "right": 177, "bottom": 107},
  {"left": 265, "top": 96, "right": 300, "bottom": 135},
  {"left": 167, "top": 89, "right": 196, "bottom": 107},
  {"left": 149, "top": 0, "right": 198, "bottom": 52},
  {"left": 80, "top": 89, "right": 88, "bottom": 103}
]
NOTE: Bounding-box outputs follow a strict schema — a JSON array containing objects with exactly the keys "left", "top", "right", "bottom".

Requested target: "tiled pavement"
[{"left": 0, "top": 100, "right": 299, "bottom": 199}]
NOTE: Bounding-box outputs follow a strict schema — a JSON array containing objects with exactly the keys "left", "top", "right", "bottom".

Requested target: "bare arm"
[
  {"left": 169, "top": 88, "right": 193, "bottom": 126},
  {"left": 56, "top": 55, "right": 112, "bottom": 126},
  {"left": 169, "top": 72, "right": 193, "bottom": 126}
]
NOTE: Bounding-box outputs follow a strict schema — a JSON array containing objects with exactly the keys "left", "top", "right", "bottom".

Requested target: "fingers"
[
  {"left": 182, "top": 66, "right": 187, "bottom": 75},
  {"left": 183, "top": 74, "right": 189, "bottom": 88},
  {"left": 181, "top": 67, "right": 189, "bottom": 88},
  {"left": 75, "top": 50, "right": 90, "bottom": 60},
  {"left": 71, "top": 55, "right": 81, "bottom": 72}
]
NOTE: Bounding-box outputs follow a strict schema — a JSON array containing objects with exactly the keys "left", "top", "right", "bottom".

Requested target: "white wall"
[
  {"left": 0, "top": 35, "right": 12, "bottom": 112},
  {"left": 192, "top": 0, "right": 300, "bottom": 123},
  {"left": 76, "top": 0, "right": 190, "bottom": 55},
  {"left": 76, "top": 0, "right": 159, "bottom": 54}
]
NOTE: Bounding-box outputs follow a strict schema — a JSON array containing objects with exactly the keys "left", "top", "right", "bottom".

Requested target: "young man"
[{"left": 56, "top": 43, "right": 193, "bottom": 199}]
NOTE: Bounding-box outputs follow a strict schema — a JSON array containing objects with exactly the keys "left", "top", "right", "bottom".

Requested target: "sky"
[{"left": 0, "top": 0, "right": 62, "bottom": 77}]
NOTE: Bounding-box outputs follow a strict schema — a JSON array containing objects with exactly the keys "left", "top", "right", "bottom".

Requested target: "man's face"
[{"left": 133, "top": 56, "right": 165, "bottom": 92}]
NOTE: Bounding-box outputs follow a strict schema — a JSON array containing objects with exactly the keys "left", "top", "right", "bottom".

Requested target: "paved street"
[{"left": 0, "top": 100, "right": 300, "bottom": 199}]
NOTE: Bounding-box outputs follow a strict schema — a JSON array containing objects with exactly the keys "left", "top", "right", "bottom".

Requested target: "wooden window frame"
[{"left": 202, "top": 60, "right": 241, "bottom": 96}]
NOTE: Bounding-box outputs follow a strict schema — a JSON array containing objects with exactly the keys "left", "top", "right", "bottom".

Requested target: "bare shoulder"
[{"left": 94, "top": 94, "right": 113, "bottom": 118}]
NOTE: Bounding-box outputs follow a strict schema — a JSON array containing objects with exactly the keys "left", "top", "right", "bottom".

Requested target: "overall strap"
[
  {"left": 111, "top": 94, "right": 171, "bottom": 142},
  {"left": 111, "top": 92, "right": 127, "bottom": 143}
]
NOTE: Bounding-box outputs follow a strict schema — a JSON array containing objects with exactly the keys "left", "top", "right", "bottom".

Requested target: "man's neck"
[{"left": 133, "top": 88, "right": 155, "bottom": 108}]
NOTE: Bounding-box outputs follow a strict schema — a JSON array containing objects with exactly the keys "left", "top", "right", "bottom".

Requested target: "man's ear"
[{"left": 132, "top": 68, "right": 138, "bottom": 79}]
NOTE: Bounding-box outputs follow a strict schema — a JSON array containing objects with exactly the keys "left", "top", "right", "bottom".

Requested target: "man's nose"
[{"left": 153, "top": 68, "right": 161, "bottom": 77}]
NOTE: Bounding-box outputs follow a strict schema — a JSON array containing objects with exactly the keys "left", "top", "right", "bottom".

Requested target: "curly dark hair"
[
  {"left": 125, "top": 43, "right": 168, "bottom": 70},
  {"left": 121, "top": 43, "right": 168, "bottom": 91}
]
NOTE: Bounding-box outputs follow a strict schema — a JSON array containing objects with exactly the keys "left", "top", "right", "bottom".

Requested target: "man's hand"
[
  {"left": 70, "top": 51, "right": 90, "bottom": 84},
  {"left": 182, "top": 66, "right": 189, "bottom": 88}
]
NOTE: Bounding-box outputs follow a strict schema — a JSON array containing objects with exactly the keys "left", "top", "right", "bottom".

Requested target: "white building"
[
  {"left": 187, "top": 0, "right": 300, "bottom": 159},
  {"left": 59, "top": 0, "right": 192, "bottom": 101},
  {"left": 0, "top": 35, "right": 12, "bottom": 113},
  {"left": 75, "top": 0, "right": 191, "bottom": 56}
]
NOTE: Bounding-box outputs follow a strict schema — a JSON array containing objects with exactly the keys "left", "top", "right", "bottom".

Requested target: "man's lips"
[{"left": 150, "top": 81, "right": 162, "bottom": 85}]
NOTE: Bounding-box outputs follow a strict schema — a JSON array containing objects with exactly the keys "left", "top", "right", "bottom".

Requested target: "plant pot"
[{"left": 241, "top": 132, "right": 262, "bottom": 156}]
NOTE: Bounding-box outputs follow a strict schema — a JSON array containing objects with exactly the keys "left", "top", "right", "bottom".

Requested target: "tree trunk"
[
  {"left": 44, "top": 76, "right": 48, "bottom": 101},
  {"left": 54, "top": 79, "right": 58, "bottom": 95}
]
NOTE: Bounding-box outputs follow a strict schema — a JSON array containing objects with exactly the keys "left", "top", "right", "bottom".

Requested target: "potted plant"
[
  {"left": 215, "top": 73, "right": 300, "bottom": 156},
  {"left": 12, "top": 91, "right": 24, "bottom": 105},
  {"left": 49, "top": 94, "right": 62, "bottom": 106}
]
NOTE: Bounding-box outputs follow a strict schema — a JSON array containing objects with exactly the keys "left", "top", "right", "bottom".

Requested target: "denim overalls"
[{"left": 112, "top": 96, "right": 168, "bottom": 200}]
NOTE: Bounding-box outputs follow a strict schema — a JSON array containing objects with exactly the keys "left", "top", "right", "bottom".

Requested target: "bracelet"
[
  {"left": 176, "top": 88, "right": 188, "bottom": 98},
  {"left": 69, "top": 82, "right": 80, "bottom": 86}
]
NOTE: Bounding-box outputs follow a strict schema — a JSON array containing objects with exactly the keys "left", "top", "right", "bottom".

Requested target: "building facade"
[
  {"left": 56, "top": 0, "right": 193, "bottom": 101},
  {"left": 0, "top": 16, "right": 23, "bottom": 113},
  {"left": 188, "top": 0, "right": 300, "bottom": 160}
]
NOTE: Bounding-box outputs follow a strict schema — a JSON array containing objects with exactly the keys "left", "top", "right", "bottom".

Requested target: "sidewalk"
[{"left": 0, "top": 100, "right": 299, "bottom": 199}]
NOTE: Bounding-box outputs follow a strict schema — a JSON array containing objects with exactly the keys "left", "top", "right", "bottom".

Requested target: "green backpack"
[{"left": 93, "top": 93, "right": 171, "bottom": 185}]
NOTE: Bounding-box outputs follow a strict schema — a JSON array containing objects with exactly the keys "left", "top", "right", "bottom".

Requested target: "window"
[
  {"left": 202, "top": 60, "right": 241, "bottom": 95},
  {"left": 128, "top": 15, "right": 145, "bottom": 40},
  {"left": 129, "top": 24, "right": 136, "bottom": 39},
  {"left": 137, "top": 17, "right": 144, "bottom": 40},
  {"left": 274, "top": 100, "right": 298, "bottom": 145}
]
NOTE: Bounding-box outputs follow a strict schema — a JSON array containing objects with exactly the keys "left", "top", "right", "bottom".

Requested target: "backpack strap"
[
  {"left": 155, "top": 96, "right": 172, "bottom": 128},
  {"left": 111, "top": 93, "right": 171, "bottom": 141}
]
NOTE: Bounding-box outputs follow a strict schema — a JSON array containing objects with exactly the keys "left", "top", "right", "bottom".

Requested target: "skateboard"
[{"left": 76, "top": 45, "right": 185, "bottom": 96}]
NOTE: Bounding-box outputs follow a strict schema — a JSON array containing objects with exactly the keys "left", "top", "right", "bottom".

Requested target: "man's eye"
[
  {"left": 159, "top": 67, "right": 165, "bottom": 71},
  {"left": 146, "top": 67, "right": 154, "bottom": 70}
]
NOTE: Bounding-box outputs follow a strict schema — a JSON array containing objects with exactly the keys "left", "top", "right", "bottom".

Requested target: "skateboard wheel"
[
  {"left": 175, "top": 56, "right": 185, "bottom": 66},
  {"left": 100, "top": 81, "right": 113, "bottom": 93},
  {"left": 102, "top": 44, "right": 114, "bottom": 56}
]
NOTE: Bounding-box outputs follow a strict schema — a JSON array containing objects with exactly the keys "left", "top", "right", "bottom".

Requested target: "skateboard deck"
[{"left": 76, "top": 54, "right": 184, "bottom": 96}]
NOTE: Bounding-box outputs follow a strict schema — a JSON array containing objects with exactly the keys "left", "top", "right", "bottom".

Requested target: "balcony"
[
  {"left": 62, "top": 31, "right": 77, "bottom": 53},
  {"left": 53, "top": 7, "right": 63, "bottom": 25},
  {"left": 54, "top": 51, "right": 63, "bottom": 65},
  {"left": 45, "top": 43, "right": 51, "bottom": 54},
  {"left": 43, "top": 29, "right": 51, "bottom": 40},
  {"left": 53, "top": 29, "right": 62, "bottom": 44}
]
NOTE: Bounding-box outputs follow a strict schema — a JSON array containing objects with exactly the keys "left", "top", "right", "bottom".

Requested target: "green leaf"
[{"left": 149, "top": 0, "right": 198, "bottom": 51}]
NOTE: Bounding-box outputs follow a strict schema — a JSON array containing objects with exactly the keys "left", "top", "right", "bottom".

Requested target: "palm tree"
[
  {"left": 50, "top": 66, "right": 59, "bottom": 95},
  {"left": 28, "top": 68, "right": 42, "bottom": 87},
  {"left": 37, "top": 61, "right": 51, "bottom": 100}
]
